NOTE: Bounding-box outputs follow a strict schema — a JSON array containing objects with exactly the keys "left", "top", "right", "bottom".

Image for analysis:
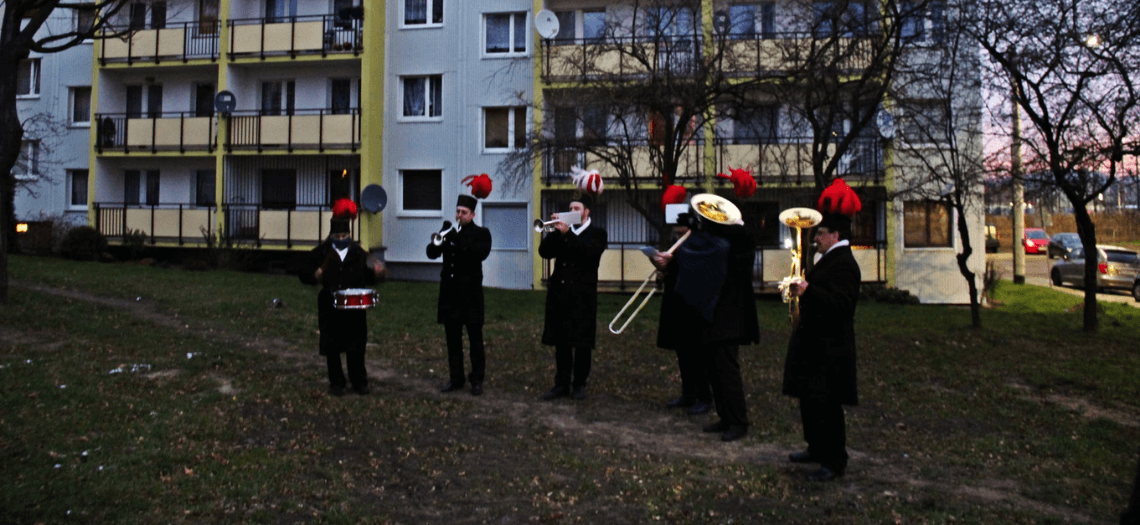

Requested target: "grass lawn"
[{"left": 2, "top": 254, "right": 1139, "bottom": 524}]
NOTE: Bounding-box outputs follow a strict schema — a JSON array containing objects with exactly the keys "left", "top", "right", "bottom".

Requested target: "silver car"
[{"left": 1051, "top": 245, "right": 1140, "bottom": 291}]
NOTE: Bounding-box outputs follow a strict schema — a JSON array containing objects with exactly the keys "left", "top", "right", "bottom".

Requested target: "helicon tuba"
[{"left": 777, "top": 207, "right": 823, "bottom": 327}]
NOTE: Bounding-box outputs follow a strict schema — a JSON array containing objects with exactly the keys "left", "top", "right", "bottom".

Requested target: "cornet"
[
  {"left": 533, "top": 211, "right": 581, "bottom": 233},
  {"left": 431, "top": 221, "right": 455, "bottom": 246}
]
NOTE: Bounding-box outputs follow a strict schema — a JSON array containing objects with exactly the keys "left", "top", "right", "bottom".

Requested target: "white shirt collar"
[
  {"left": 334, "top": 245, "right": 349, "bottom": 261},
  {"left": 571, "top": 217, "right": 591, "bottom": 236},
  {"left": 824, "top": 239, "right": 850, "bottom": 256}
]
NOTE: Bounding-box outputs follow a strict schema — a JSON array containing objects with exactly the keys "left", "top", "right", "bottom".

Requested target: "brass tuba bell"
[{"left": 777, "top": 207, "right": 823, "bottom": 327}]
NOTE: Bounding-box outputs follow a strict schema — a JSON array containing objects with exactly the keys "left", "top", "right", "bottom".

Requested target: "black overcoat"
[
  {"left": 657, "top": 225, "right": 760, "bottom": 349},
  {"left": 781, "top": 244, "right": 860, "bottom": 405},
  {"left": 298, "top": 240, "right": 378, "bottom": 356},
  {"left": 539, "top": 223, "right": 607, "bottom": 349},
  {"left": 426, "top": 223, "right": 492, "bottom": 325}
]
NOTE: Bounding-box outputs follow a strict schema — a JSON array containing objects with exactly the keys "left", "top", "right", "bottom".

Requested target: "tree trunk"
[
  {"left": 1072, "top": 205, "right": 1099, "bottom": 333},
  {"left": 953, "top": 202, "right": 981, "bottom": 328},
  {"left": 0, "top": 54, "right": 28, "bottom": 305}
]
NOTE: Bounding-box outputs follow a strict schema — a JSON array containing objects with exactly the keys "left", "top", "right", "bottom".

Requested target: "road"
[{"left": 986, "top": 252, "right": 1138, "bottom": 305}]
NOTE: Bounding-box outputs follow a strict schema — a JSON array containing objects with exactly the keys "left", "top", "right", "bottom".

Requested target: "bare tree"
[
  {"left": 970, "top": 0, "right": 1140, "bottom": 333},
  {"left": 889, "top": 4, "right": 988, "bottom": 326},
  {"left": 1, "top": 0, "right": 131, "bottom": 303}
]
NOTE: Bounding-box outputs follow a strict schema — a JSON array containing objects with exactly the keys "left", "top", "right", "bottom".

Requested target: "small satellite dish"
[
  {"left": 360, "top": 184, "right": 388, "bottom": 213},
  {"left": 875, "top": 109, "right": 896, "bottom": 140},
  {"left": 214, "top": 90, "right": 236, "bottom": 115},
  {"left": 535, "top": 10, "right": 560, "bottom": 40}
]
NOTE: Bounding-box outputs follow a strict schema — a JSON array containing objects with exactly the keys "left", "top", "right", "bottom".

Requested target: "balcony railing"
[
  {"left": 94, "top": 203, "right": 356, "bottom": 248},
  {"left": 226, "top": 108, "right": 361, "bottom": 152},
  {"left": 715, "top": 136, "right": 883, "bottom": 182},
  {"left": 96, "top": 112, "right": 217, "bottom": 154},
  {"left": 100, "top": 21, "right": 221, "bottom": 64},
  {"left": 542, "top": 142, "right": 706, "bottom": 186},
  {"left": 540, "top": 31, "right": 875, "bottom": 82},
  {"left": 228, "top": 14, "right": 362, "bottom": 59}
]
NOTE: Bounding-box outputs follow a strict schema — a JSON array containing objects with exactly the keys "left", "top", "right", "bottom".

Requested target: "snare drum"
[{"left": 333, "top": 288, "right": 379, "bottom": 310}]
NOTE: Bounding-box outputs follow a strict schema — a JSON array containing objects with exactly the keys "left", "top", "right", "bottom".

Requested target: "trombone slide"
[{"left": 608, "top": 230, "right": 691, "bottom": 335}]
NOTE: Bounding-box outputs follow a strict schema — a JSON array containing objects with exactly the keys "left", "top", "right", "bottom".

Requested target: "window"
[
  {"left": 484, "top": 107, "right": 527, "bottom": 150},
  {"left": 261, "top": 81, "right": 295, "bottom": 116},
  {"left": 401, "top": 170, "right": 442, "bottom": 211},
  {"left": 195, "top": 170, "right": 216, "bottom": 207},
  {"left": 265, "top": 0, "right": 297, "bottom": 23},
  {"left": 129, "top": 2, "right": 166, "bottom": 30},
  {"left": 198, "top": 0, "right": 219, "bottom": 34},
  {"left": 486, "top": 12, "right": 527, "bottom": 55},
  {"left": 14, "top": 141, "right": 40, "bottom": 181},
  {"left": 904, "top": 200, "right": 952, "bottom": 247},
  {"left": 900, "top": 1, "right": 945, "bottom": 43},
  {"left": 70, "top": 87, "right": 92, "bottom": 125},
  {"left": 404, "top": 0, "right": 443, "bottom": 26},
  {"left": 146, "top": 171, "right": 160, "bottom": 205},
  {"left": 330, "top": 78, "right": 359, "bottom": 115},
  {"left": 193, "top": 83, "right": 215, "bottom": 117},
  {"left": 69, "top": 170, "right": 89, "bottom": 207},
  {"left": 731, "top": 104, "right": 778, "bottom": 144},
  {"left": 261, "top": 169, "right": 297, "bottom": 209},
  {"left": 401, "top": 75, "right": 442, "bottom": 119},
  {"left": 813, "top": 1, "right": 876, "bottom": 37},
  {"left": 17, "top": 59, "right": 40, "bottom": 97},
  {"left": 552, "top": 10, "right": 606, "bottom": 43},
  {"left": 722, "top": 3, "right": 775, "bottom": 40},
  {"left": 127, "top": 84, "right": 163, "bottom": 118},
  {"left": 327, "top": 168, "right": 359, "bottom": 205},
  {"left": 582, "top": 10, "right": 605, "bottom": 42},
  {"left": 124, "top": 170, "right": 160, "bottom": 205},
  {"left": 75, "top": 4, "right": 96, "bottom": 34}
]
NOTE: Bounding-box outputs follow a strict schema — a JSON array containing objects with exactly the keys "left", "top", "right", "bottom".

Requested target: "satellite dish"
[
  {"left": 875, "top": 109, "right": 896, "bottom": 140},
  {"left": 535, "top": 10, "right": 560, "bottom": 40},
  {"left": 214, "top": 90, "right": 236, "bottom": 115},
  {"left": 360, "top": 184, "right": 388, "bottom": 213}
]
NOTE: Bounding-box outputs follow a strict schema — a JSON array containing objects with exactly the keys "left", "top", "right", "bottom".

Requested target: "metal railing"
[
  {"left": 95, "top": 112, "right": 217, "bottom": 154},
  {"left": 541, "top": 143, "right": 706, "bottom": 186},
  {"left": 226, "top": 108, "right": 361, "bottom": 152},
  {"left": 714, "top": 136, "right": 884, "bottom": 182},
  {"left": 99, "top": 20, "right": 220, "bottom": 64},
  {"left": 227, "top": 14, "right": 362, "bottom": 59}
]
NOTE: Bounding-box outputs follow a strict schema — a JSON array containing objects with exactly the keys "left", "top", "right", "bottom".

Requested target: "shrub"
[
  {"left": 122, "top": 229, "right": 149, "bottom": 260},
  {"left": 59, "top": 226, "right": 108, "bottom": 261},
  {"left": 860, "top": 283, "right": 921, "bottom": 304}
]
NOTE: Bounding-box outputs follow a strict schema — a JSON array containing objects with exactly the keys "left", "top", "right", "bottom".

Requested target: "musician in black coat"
[
  {"left": 298, "top": 202, "right": 385, "bottom": 397},
  {"left": 783, "top": 214, "right": 861, "bottom": 481},
  {"left": 654, "top": 222, "right": 712, "bottom": 415},
  {"left": 539, "top": 195, "right": 607, "bottom": 401},
  {"left": 658, "top": 211, "right": 759, "bottom": 442},
  {"left": 427, "top": 195, "right": 493, "bottom": 396}
]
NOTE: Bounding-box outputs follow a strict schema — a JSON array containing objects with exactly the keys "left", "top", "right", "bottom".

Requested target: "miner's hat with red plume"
[
  {"left": 816, "top": 178, "right": 862, "bottom": 236},
  {"left": 716, "top": 166, "right": 757, "bottom": 199},
  {"left": 330, "top": 198, "right": 358, "bottom": 234},
  {"left": 458, "top": 174, "right": 493, "bottom": 210},
  {"left": 661, "top": 184, "right": 688, "bottom": 211}
]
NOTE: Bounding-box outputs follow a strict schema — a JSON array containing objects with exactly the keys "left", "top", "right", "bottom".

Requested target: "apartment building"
[{"left": 82, "top": 0, "right": 983, "bottom": 302}]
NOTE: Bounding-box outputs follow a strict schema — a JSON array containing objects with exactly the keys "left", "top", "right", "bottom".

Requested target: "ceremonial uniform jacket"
[
  {"left": 539, "top": 223, "right": 608, "bottom": 349},
  {"left": 298, "top": 240, "right": 379, "bottom": 356},
  {"left": 426, "top": 223, "right": 492, "bottom": 325},
  {"left": 782, "top": 244, "right": 861, "bottom": 405}
]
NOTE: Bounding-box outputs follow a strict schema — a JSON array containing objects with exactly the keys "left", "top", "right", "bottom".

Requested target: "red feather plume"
[
  {"left": 817, "top": 178, "right": 862, "bottom": 217},
  {"left": 661, "top": 185, "right": 688, "bottom": 211},
  {"left": 716, "top": 166, "right": 757, "bottom": 199},
  {"left": 332, "top": 198, "right": 358, "bottom": 219},
  {"left": 462, "top": 174, "right": 493, "bottom": 199}
]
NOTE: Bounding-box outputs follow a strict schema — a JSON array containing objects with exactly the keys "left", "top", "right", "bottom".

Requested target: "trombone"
[
  {"left": 776, "top": 207, "right": 822, "bottom": 327},
  {"left": 430, "top": 221, "right": 455, "bottom": 246},
  {"left": 533, "top": 211, "right": 581, "bottom": 233},
  {"left": 608, "top": 194, "right": 742, "bottom": 335}
]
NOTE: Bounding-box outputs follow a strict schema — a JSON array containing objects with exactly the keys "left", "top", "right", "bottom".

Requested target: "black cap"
[
  {"left": 330, "top": 218, "right": 351, "bottom": 234},
  {"left": 457, "top": 194, "right": 478, "bottom": 211},
  {"left": 572, "top": 193, "right": 593, "bottom": 210},
  {"left": 818, "top": 213, "right": 852, "bottom": 236}
]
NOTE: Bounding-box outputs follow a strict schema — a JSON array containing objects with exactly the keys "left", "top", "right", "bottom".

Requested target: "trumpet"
[
  {"left": 776, "top": 207, "right": 822, "bottom": 327},
  {"left": 608, "top": 194, "right": 742, "bottom": 335},
  {"left": 430, "top": 221, "right": 455, "bottom": 246},
  {"left": 533, "top": 211, "right": 581, "bottom": 233}
]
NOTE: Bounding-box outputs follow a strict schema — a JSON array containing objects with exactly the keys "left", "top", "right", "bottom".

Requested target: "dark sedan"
[{"left": 1047, "top": 232, "right": 1082, "bottom": 259}]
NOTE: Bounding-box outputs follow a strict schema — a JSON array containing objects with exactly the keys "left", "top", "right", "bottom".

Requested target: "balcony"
[
  {"left": 228, "top": 14, "right": 362, "bottom": 59},
  {"left": 100, "top": 21, "right": 221, "bottom": 64},
  {"left": 715, "top": 136, "right": 883, "bottom": 183},
  {"left": 96, "top": 112, "right": 217, "bottom": 154},
  {"left": 542, "top": 142, "right": 705, "bottom": 186},
  {"left": 93, "top": 203, "right": 354, "bottom": 248},
  {"left": 226, "top": 108, "right": 361, "bottom": 152},
  {"left": 540, "top": 32, "right": 875, "bottom": 83}
]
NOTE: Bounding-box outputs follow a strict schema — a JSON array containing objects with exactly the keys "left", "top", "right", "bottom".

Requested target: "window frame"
[
  {"left": 402, "top": 0, "right": 443, "bottom": 28},
  {"left": 17, "top": 59, "right": 41, "bottom": 97},
  {"left": 399, "top": 169, "right": 443, "bottom": 217},
  {"left": 70, "top": 87, "right": 93, "bottom": 127},
  {"left": 483, "top": 106, "right": 527, "bottom": 152},
  {"left": 484, "top": 12, "right": 528, "bottom": 57},
  {"left": 68, "top": 169, "right": 90, "bottom": 209},
  {"left": 14, "top": 141, "right": 41, "bottom": 181},
  {"left": 399, "top": 74, "right": 443, "bottom": 121},
  {"left": 903, "top": 200, "right": 954, "bottom": 248}
]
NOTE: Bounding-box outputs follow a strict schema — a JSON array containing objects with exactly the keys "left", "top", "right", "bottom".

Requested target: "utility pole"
[{"left": 1011, "top": 84, "right": 1026, "bottom": 285}]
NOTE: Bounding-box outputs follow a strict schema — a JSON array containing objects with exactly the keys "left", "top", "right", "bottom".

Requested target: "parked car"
[
  {"left": 1023, "top": 228, "right": 1049, "bottom": 254},
  {"left": 1047, "top": 232, "right": 1082, "bottom": 259},
  {"left": 1050, "top": 244, "right": 1140, "bottom": 292},
  {"left": 985, "top": 224, "right": 999, "bottom": 253},
  {"left": 1134, "top": 275, "right": 1140, "bottom": 302}
]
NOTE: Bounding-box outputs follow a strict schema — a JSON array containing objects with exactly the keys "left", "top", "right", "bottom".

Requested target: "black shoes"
[
  {"left": 439, "top": 381, "right": 464, "bottom": 393},
  {"left": 541, "top": 385, "right": 569, "bottom": 400},
  {"left": 686, "top": 402, "right": 712, "bottom": 415},
  {"left": 807, "top": 466, "right": 845, "bottom": 482},
  {"left": 329, "top": 385, "right": 346, "bottom": 397},
  {"left": 570, "top": 386, "right": 587, "bottom": 400},
  {"left": 353, "top": 385, "right": 371, "bottom": 396},
  {"left": 720, "top": 425, "right": 748, "bottom": 442},
  {"left": 788, "top": 451, "right": 817, "bottom": 464},
  {"left": 470, "top": 383, "right": 483, "bottom": 396},
  {"left": 666, "top": 395, "right": 695, "bottom": 408},
  {"left": 702, "top": 420, "right": 730, "bottom": 433}
]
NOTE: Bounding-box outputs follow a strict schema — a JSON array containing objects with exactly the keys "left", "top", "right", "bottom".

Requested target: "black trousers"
[
  {"left": 327, "top": 350, "right": 367, "bottom": 389},
  {"left": 554, "top": 345, "right": 592, "bottom": 388},
  {"left": 705, "top": 344, "right": 748, "bottom": 427},
  {"left": 676, "top": 347, "right": 711, "bottom": 403},
  {"left": 799, "top": 398, "right": 848, "bottom": 470},
  {"left": 444, "top": 320, "right": 485, "bottom": 385}
]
